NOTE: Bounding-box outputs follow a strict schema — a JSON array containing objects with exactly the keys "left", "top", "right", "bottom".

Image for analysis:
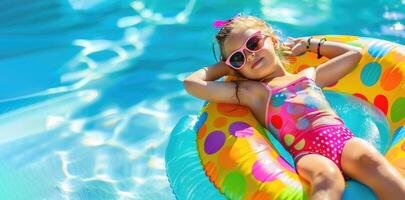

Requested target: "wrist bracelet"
[
  {"left": 317, "top": 38, "right": 327, "bottom": 59},
  {"left": 306, "top": 36, "right": 313, "bottom": 50}
]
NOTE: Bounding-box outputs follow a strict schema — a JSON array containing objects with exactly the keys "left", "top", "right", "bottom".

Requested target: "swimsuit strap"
[
  {"left": 271, "top": 76, "right": 311, "bottom": 94},
  {"left": 264, "top": 67, "right": 317, "bottom": 94},
  {"left": 261, "top": 82, "right": 272, "bottom": 91},
  {"left": 272, "top": 67, "right": 316, "bottom": 94}
]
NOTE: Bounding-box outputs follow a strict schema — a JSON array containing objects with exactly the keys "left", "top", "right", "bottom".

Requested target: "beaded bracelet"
[
  {"left": 317, "top": 38, "right": 327, "bottom": 59},
  {"left": 306, "top": 36, "right": 313, "bottom": 50}
]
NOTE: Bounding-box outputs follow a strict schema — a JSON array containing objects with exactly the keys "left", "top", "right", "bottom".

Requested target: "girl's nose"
[{"left": 245, "top": 50, "right": 255, "bottom": 62}]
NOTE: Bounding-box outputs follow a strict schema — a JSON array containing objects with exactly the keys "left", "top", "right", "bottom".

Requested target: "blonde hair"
[{"left": 214, "top": 15, "right": 289, "bottom": 67}]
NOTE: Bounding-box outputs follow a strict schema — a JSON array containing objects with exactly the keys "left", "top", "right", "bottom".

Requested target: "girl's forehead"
[{"left": 224, "top": 28, "right": 258, "bottom": 55}]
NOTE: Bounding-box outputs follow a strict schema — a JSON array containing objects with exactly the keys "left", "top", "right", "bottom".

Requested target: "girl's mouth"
[{"left": 252, "top": 57, "right": 264, "bottom": 68}]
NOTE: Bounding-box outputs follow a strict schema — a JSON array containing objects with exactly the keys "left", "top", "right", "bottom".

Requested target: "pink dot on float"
[
  {"left": 252, "top": 160, "right": 280, "bottom": 182},
  {"left": 229, "top": 122, "right": 254, "bottom": 138}
]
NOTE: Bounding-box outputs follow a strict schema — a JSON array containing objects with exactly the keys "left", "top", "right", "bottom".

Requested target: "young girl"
[{"left": 183, "top": 15, "right": 405, "bottom": 200}]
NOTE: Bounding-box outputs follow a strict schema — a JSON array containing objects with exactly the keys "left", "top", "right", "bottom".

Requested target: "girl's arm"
[
  {"left": 306, "top": 38, "right": 363, "bottom": 88},
  {"left": 286, "top": 37, "right": 362, "bottom": 88},
  {"left": 183, "top": 62, "right": 257, "bottom": 105}
]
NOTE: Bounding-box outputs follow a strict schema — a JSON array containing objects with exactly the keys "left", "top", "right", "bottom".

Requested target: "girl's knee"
[
  {"left": 311, "top": 170, "right": 345, "bottom": 200},
  {"left": 313, "top": 170, "right": 345, "bottom": 191}
]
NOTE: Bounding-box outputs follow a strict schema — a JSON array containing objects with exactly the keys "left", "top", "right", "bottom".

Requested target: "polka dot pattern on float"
[
  {"left": 277, "top": 187, "right": 303, "bottom": 200},
  {"left": 360, "top": 62, "right": 382, "bottom": 86},
  {"left": 214, "top": 117, "right": 228, "bottom": 128},
  {"left": 218, "top": 146, "right": 238, "bottom": 169},
  {"left": 194, "top": 112, "right": 208, "bottom": 131},
  {"left": 217, "top": 103, "right": 249, "bottom": 117},
  {"left": 373, "top": 94, "right": 389, "bottom": 115},
  {"left": 222, "top": 172, "right": 247, "bottom": 198},
  {"left": 229, "top": 122, "right": 254, "bottom": 138},
  {"left": 252, "top": 159, "right": 280, "bottom": 182},
  {"left": 297, "top": 64, "right": 310, "bottom": 72},
  {"left": 353, "top": 93, "right": 368, "bottom": 102},
  {"left": 251, "top": 191, "right": 271, "bottom": 200},
  {"left": 197, "top": 124, "right": 207, "bottom": 140},
  {"left": 380, "top": 66, "right": 403, "bottom": 91},
  {"left": 204, "top": 161, "right": 218, "bottom": 182},
  {"left": 204, "top": 131, "right": 226, "bottom": 155},
  {"left": 390, "top": 97, "right": 405, "bottom": 123},
  {"left": 368, "top": 40, "right": 394, "bottom": 58}
]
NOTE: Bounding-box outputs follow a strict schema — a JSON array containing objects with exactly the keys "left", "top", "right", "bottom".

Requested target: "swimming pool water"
[{"left": 0, "top": 0, "right": 403, "bottom": 199}]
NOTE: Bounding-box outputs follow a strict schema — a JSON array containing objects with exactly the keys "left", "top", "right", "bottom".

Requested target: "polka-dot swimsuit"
[{"left": 261, "top": 67, "right": 354, "bottom": 177}]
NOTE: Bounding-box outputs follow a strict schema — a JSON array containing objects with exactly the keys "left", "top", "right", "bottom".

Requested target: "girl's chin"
[{"left": 252, "top": 64, "right": 272, "bottom": 80}]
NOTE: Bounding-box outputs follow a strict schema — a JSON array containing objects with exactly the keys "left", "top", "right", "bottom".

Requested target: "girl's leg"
[
  {"left": 296, "top": 154, "right": 345, "bottom": 200},
  {"left": 341, "top": 138, "right": 405, "bottom": 200}
]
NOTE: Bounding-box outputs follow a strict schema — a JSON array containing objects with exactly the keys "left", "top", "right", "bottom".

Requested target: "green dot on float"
[
  {"left": 391, "top": 97, "right": 405, "bottom": 122},
  {"left": 222, "top": 172, "right": 247, "bottom": 200},
  {"left": 276, "top": 187, "right": 307, "bottom": 200}
]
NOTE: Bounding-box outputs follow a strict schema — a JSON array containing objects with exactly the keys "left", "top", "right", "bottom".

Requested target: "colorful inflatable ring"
[{"left": 166, "top": 35, "right": 404, "bottom": 200}]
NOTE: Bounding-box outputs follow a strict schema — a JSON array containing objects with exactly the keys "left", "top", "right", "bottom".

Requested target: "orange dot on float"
[
  {"left": 380, "top": 66, "right": 403, "bottom": 91},
  {"left": 271, "top": 115, "right": 283, "bottom": 129},
  {"left": 204, "top": 161, "right": 219, "bottom": 183},
  {"left": 353, "top": 93, "right": 368, "bottom": 102},
  {"left": 197, "top": 124, "right": 207, "bottom": 140},
  {"left": 251, "top": 191, "right": 271, "bottom": 200},
  {"left": 297, "top": 64, "right": 310, "bottom": 72},
  {"left": 213, "top": 117, "right": 228, "bottom": 128},
  {"left": 374, "top": 94, "right": 389, "bottom": 115},
  {"left": 402, "top": 141, "right": 405, "bottom": 151},
  {"left": 218, "top": 146, "right": 238, "bottom": 169},
  {"left": 217, "top": 103, "right": 249, "bottom": 117},
  {"left": 288, "top": 56, "right": 297, "bottom": 64}
]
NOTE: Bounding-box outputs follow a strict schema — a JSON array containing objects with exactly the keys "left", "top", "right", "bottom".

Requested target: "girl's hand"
[
  {"left": 224, "top": 63, "right": 244, "bottom": 78},
  {"left": 227, "top": 67, "right": 240, "bottom": 77},
  {"left": 282, "top": 37, "right": 308, "bottom": 56}
]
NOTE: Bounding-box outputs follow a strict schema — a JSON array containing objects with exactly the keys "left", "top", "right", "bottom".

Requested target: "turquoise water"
[{"left": 0, "top": 0, "right": 403, "bottom": 199}]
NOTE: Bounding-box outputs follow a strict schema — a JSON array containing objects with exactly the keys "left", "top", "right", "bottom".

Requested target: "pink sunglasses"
[{"left": 223, "top": 31, "right": 269, "bottom": 69}]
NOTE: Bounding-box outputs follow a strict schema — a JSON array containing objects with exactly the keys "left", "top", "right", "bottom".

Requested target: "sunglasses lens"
[
  {"left": 247, "top": 36, "right": 262, "bottom": 51},
  {"left": 230, "top": 51, "right": 244, "bottom": 68}
]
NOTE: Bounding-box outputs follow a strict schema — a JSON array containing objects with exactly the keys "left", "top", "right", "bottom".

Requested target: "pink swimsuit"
[{"left": 262, "top": 67, "right": 354, "bottom": 176}]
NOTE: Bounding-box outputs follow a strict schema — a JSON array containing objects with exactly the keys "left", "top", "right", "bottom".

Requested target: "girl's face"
[{"left": 223, "top": 28, "right": 279, "bottom": 80}]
